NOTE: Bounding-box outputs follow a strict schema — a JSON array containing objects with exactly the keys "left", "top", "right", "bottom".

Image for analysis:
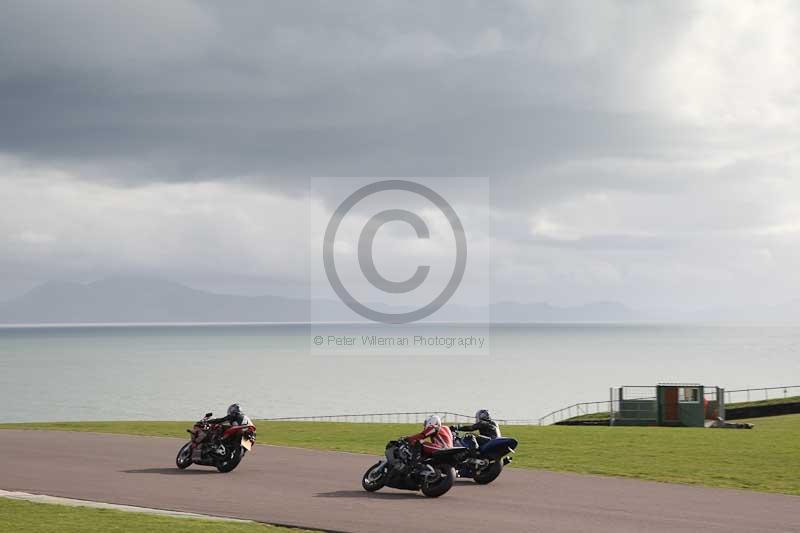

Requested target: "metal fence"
[
  {"left": 535, "top": 401, "right": 611, "bottom": 426},
  {"left": 262, "top": 411, "right": 477, "bottom": 424},
  {"left": 610, "top": 386, "right": 659, "bottom": 424},
  {"left": 539, "top": 385, "right": 800, "bottom": 426},
  {"left": 724, "top": 385, "right": 800, "bottom": 404},
  {"left": 258, "top": 385, "right": 800, "bottom": 426},
  {"left": 262, "top": 411, "right": 541, "bottom": 425}
]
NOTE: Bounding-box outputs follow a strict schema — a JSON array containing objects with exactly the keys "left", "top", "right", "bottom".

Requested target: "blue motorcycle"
[{"left": 450, "top": 428, "right": 518, "bottom": 484}]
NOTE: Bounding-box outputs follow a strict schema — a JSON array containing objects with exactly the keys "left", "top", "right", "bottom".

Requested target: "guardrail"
[
  {"left": 724, "top": 385, "right": 800, "bottom": 404},
  {"left": 262, "top": 411, "right": 541, "bottom": 425},
  {"left": 537, "top": 401, "right": 611, "bottom": 426},
  {"left": 537, "top": 385, "right": 800, "bottom": 426},
  {"left": 259, "top": 385, "right": 800, "bottom": 426},
  {"left": 262, "top": 411, "right": 476, "bottom": 424}
]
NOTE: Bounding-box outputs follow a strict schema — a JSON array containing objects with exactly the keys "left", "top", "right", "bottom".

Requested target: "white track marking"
[{"left": 0, "top": 489, "right": 254, "bottom": 523}]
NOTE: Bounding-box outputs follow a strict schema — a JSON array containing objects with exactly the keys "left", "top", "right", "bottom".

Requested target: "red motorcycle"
[{"left": 176, "top": 413, "right": 256, "bottom": 473}]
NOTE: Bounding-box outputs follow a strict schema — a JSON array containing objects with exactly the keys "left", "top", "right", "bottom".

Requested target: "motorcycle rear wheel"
[
  {"left": 175, "top": 442, "right": 192, "bottom": 469},
  {"left": 216, "top": 445, "right": 243, "bottom": 473},
  {"left": 474, "top": 460, "right": 503, "bottom": 484},
  {"left": 420, "top": 466, "right": 455, "bottom": 497},
  {"left": 362, "top": 462, "right": 386, "bottom": 492}
]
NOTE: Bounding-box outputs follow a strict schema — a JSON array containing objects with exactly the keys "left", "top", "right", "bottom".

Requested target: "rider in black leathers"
[
  {"left": 452, "top": 409, "right": 500, "bottom": 445},
  {"left": 207, "top": 403, "right": 248, "bottom": 426},
  {"left": 201, "top": 403, "right": 249, "bottom": 449}
]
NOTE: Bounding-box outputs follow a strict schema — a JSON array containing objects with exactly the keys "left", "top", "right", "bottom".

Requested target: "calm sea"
[{"left": 0, "top": 323, "right": 798, "bottom": 423}]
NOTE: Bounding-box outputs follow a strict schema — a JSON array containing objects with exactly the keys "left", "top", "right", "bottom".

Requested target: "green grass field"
[
  {"left": 2, "top": 415, "right": 799, "bottom": 495},
  {"left": 0, "top": 498, "right": 313, "bottom": 533}
]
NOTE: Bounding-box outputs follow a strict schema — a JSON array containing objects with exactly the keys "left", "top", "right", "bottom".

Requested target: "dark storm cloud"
[{"left": 0, "top": 0, "right": 698, "bottom": 190}]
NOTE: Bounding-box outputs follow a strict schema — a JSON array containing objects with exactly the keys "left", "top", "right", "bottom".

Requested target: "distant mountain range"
[
  {"left": 0, "top": 278, "right": 312, "bottom": 324},
  {"left": 0, "top": 277, "right": 797, "bottom": 324},
  {"left": 488, "top": 300, "right": 637, "bottom": 323}
]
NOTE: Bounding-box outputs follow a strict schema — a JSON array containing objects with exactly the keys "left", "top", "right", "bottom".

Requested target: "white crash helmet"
[
  {"left": 423, "top": 415, "right": 442, "bottom": 429},
  {"left": 475, "top": 409, "right": 491, "bottom": 423}
]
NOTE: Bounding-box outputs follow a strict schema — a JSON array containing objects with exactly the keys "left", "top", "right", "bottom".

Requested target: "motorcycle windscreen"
[{"left": 478, "top": 437, "right": 518, "bottom": 459}]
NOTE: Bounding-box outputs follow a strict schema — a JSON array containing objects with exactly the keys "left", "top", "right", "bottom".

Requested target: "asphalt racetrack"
[{"left": 1, "top": 430, "right": 798, "bottom": 532}]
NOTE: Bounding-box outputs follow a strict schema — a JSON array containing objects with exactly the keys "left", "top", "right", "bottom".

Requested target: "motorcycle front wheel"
[
  {"left": 362, "top": 462, "right": 387, "bottom": 492},
  {"left": 420, "top": 466, "right": 455, "bottom": 497},
  {"left": 175, "top": 442, "right": 192, "bottom": 469}
]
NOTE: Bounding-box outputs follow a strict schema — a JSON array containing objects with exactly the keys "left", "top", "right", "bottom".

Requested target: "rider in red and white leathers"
[{"left": 405, "top": 415, "right": 453, "bottom": 456}]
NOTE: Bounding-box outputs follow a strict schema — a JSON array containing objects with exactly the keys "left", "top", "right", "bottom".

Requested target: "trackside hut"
[{"left": 611, "top": 383, "right": 725, "bottom": 427}]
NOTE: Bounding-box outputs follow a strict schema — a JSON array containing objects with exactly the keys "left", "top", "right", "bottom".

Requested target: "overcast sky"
[{"left": 1, "top": 1, "right": 799, "bottom": 312}]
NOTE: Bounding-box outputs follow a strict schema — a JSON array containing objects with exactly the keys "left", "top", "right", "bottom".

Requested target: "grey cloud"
[
  {"left": 1, "top": 1, "right": 800, "bottom": 311},
  {"left": 0, "top": 0, "right": 704, "bottom": 187}
]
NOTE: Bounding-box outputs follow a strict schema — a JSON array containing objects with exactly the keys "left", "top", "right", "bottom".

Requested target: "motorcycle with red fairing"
[{"left": 175, "top": 413, "right": 256, "bottom": 473}]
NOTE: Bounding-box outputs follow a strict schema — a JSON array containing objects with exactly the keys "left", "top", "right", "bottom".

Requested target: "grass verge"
[
  {"left": 0, "top": 498, "right": 313, "bottom": 533},
  {"left": 2, "top": 415, "right": 799, "bottom": 495}
]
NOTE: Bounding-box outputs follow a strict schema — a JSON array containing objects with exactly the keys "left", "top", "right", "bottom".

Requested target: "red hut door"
[{"left": 663, "top": 387, "right": 679, "bottom": 422}]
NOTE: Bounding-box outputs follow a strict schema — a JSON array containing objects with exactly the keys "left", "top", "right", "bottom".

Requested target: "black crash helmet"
[{"left": 475, "top": 409, "right": 491, "bottom": 423}]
